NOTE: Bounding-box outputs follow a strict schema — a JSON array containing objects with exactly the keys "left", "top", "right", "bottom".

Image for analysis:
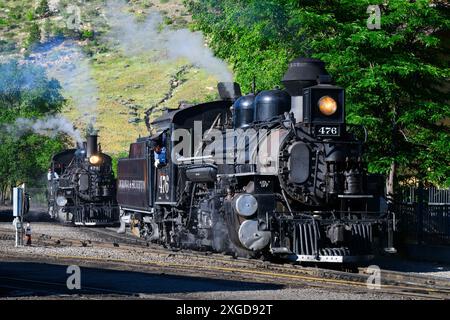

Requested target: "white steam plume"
[
  {"left": 105, "top": 3, "right": 164, "bottom": 56},
  {"left": 165, "top": 29, "right": 233, "bottom": 83},
  {"left": 104, "top": 0, "right": 233, "bottom": 83},
  {"left": 10, "top": 116, "right": 82, "bottom": 144},
  {"left": 27, "top": 40, "right": 98, "bottom": 127}
]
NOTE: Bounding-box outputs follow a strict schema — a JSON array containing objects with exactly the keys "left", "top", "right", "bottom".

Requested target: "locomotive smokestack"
[
  {"left": 282, "top": 57, "right": 328, "bottom": 123},
  {"left": 217, "top": 82, "right": 242, "bottom": 102},
  {"left": 86, "top": 134, "right": 98, "bottom": 158}
]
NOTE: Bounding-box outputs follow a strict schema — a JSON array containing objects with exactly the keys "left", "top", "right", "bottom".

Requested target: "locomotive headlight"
[
  {"left": 318, "top": 96, "right": 337, "bottom": 116},
  {"left": 56, "top": 196, "right": 67, "bottom": 207},
  {"left": 89, "top": 155, "right": 102, "bottom": 166},
  {"left": 234, "top": 194, "right": 258, "bottom": 217}
]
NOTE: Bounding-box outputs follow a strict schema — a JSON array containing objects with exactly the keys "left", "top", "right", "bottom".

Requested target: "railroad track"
[
  {"left": 80, "top": 227, "right": 450, "bottom": 295},
  {"left": 1, "top": 226, "right": 449, "bottom": 299}
]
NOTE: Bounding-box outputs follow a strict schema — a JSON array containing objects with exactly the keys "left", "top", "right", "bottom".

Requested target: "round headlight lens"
[
  {"left": 318, "top": 96, "right": 337, "bottom": 116},
  {"left": 89, "top": 155, "right": 102, "bottom": 165},
  {"left": 56, "top": 196, "right": 67, "bottom": 207}
]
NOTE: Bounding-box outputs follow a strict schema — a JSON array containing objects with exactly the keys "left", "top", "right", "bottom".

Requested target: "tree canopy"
[
  {"left": 187, "top": 0, "right": 450, "bottom": 186},
  {"left": 0, "top": 60, "right": 66, "bottom": 197}
]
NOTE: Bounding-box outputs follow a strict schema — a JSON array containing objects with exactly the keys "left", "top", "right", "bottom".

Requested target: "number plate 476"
[
  {"left": 316, "top": 126, "right": 340, "bottom": 136},
  {"left": 159, "top": 174, "right": 169, "bottom": 194}
]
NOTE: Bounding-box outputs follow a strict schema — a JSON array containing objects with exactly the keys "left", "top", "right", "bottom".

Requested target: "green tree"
[
  {"left": 26, "top": 10, "right": 35, "bottom": 22},
  {"left": 35, "top": 0, "right": 50, "bottom": 18},
  {"left": 187, "top": 0, "right": 297, "bottom": 92},
  {"left": 187, "top": 0, "right": 450, "bottom": 189},
  {"left": 26, "top": 22, "right": 41, "bottom": 48},
  {"left": 0, "top": 61, "right": 66, "bottom": 202},
  {"left": 0, "top": 61, "right": 63, "bottom": 120},
  {"left": 111, "top": 151, "right": 129, "bottom": 177}
]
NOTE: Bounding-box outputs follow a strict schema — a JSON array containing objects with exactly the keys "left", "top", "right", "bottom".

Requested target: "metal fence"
[
  {"left": 397, "top": 187, "right": 450, "bottom": 246},
  {"left": 399, "top": 186, "right": 450, "bottom": 205}
]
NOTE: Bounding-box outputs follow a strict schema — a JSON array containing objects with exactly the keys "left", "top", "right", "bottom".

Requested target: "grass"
[
  {"left": 61, "top": 51, "right": 221, "bottom": 155},
  {"left": 167, "top": 68, "right": 219, "bottom": 109}
]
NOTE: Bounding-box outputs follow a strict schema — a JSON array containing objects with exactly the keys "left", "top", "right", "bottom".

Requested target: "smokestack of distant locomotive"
[{"left": 86, "top": 134, "right": 98, "bottom": 158}]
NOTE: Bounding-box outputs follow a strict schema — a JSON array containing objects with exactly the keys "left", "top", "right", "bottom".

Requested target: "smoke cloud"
[
  {"left": 104, "top": 0, "right": 233, "bottom": 83},
  {"left": 26, "top": 38, "right": 98, "bottom": 127},
  {"left": 9, "top": 115, "right": 83, "bottom": 144},
  {"left": 105, "top": 2, "right": 164, "bottom": 56},
  {"left": 165, "top": 29, "right": 233, "bottom": 83}
]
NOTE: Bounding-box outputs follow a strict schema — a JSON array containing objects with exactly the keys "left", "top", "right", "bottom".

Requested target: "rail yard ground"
[{"left": 0, "top": 217, "right": 449, "bottom": 300}]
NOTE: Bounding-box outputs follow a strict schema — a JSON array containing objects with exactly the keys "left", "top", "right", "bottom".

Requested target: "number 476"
[
  {"left": 318, "top": 127, "right": 338, "bottom": 135},
  {"left": 159, "top": 175, "right": 169, "bottom": 194}
]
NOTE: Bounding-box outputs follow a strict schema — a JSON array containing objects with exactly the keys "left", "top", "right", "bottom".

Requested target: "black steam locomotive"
[
  {"left": 48, "top": 134, "right": 119, "bottom": 226},
  {"left": 117, "top": 57, "right": 395, "bottom": 263}
]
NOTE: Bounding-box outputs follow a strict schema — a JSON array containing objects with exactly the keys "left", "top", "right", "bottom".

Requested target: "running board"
[{"left": 293, "top": 254, "right": 375, "bottom": 263}]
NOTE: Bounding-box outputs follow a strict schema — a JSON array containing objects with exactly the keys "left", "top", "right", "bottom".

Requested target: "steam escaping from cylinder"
[
  {"left": 8, "top": 116, "right": 83, "bottom": 144},
  {"left": 210, "top": 210, "right": 254, "bottom": 258},
  {"left": 104, "top": 0, "right": 234, "bottom": 85},
  {"left": 211, "top": 215, "right": 232, "bottom": 253}
]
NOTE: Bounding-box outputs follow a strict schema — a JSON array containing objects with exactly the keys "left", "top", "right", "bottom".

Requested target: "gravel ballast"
[{"left": 0, "top": 222, "right": 448, "bottom": 300}]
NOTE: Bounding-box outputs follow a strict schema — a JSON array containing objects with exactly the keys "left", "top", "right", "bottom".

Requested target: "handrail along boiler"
[{"left": 117, "top": 57, "right": 395, "bottom": 263}]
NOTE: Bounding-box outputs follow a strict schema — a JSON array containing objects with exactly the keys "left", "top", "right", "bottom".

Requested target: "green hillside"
[{"left": 0, "top": 0, "right": 223, "bottom": 154}]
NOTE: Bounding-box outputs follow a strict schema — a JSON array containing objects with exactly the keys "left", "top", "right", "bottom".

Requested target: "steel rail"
[{"left": 1, "top": 226, "right": 450, "bottom": 299}]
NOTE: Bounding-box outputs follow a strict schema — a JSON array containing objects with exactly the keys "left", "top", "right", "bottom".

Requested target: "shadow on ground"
[
  {"left": 371, "top": 256, "right": 450, "bottom": 274},
  {"left": 0, "top": 262, "right": 283, "bottom": 298},
  {"left": 0, "top": 207, "right": 52, "bottom": 223}
]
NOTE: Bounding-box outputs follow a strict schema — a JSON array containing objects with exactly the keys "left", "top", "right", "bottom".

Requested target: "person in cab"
[{"left": 154, "top": 144, "right": 167, "bottom": 168}]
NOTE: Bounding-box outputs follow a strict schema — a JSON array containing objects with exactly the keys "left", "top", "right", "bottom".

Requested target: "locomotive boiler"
[
  {"left": 117, "top": 57, "right": 395, "bottom": 263},
  {"left": 48, "top": 134, "right": 119, "bottom": 226}
]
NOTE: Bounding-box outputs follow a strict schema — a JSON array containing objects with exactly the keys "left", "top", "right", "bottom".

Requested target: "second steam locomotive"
[
  {"left": 116, "top": 57, "right": 395, "bottom": 263},
  {"left": 48, "top": 134, "right": 119, "bottom": 226}
]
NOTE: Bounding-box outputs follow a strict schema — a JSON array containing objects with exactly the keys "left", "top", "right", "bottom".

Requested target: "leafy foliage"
[
  {"left": 35, "top": 0, "right": 50, "bottom": 18},
  {"left": 0, "top": 61, "right": 66, "bottom": 195},
  {"left": 26, "top": 22, "right": 41, "bottom": 48},
  {"left": 111, "top": 151, "right": 130, "bottom": 177},
  {"left": 187, "top": 0, "right": 450, "bottom": 186},
  {"left": 0, "top": 61, "right": 64, "bottom": 121}
]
